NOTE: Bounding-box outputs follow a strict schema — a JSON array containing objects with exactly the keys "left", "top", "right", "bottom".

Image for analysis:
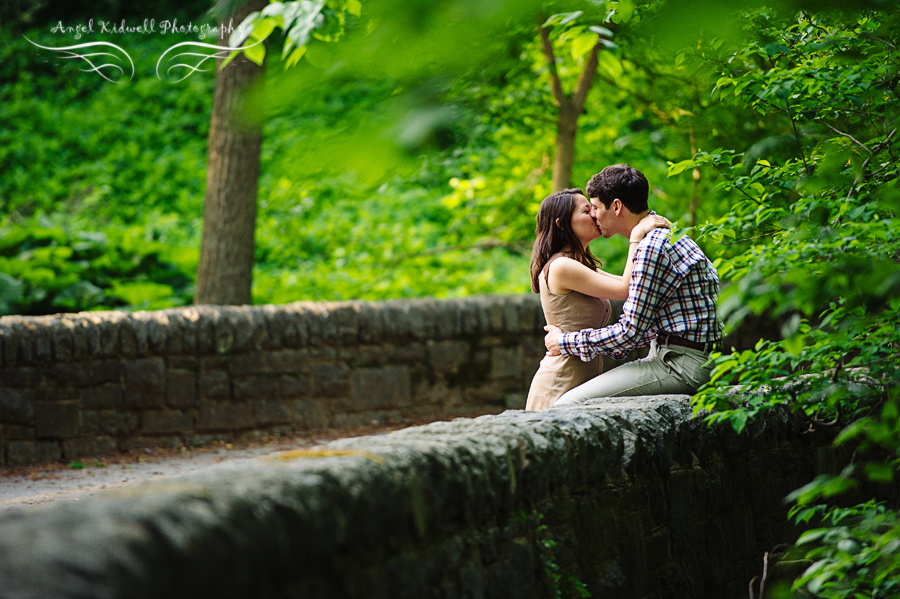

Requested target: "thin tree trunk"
[
  {"left": 554, "top": 102, "right": 578, "bottom": 190},
  {"left": 539, "top": 24, "right": 601, "bottom": 192},
  {"left": 195, "top": 0, "right": 267, "bottom": 305}
]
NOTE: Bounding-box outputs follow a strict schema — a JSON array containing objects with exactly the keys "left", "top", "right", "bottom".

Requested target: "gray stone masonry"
[
  {"left": 0, "top": 297, "right": 553, "bottom": 465},
  {"left": 0, "top": 397, "right": 837, "bottom": 599},
  {"left": 1, "top": 297, "right": 660, "bottom": 467},
  {"left": 0, "top": 295, "right": 770, "bottom": 467}
]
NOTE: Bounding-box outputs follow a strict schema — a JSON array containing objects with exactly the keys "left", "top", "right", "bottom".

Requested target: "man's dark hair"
[{"left": 585, "top": 164, "right": 649, "bottom": 213}]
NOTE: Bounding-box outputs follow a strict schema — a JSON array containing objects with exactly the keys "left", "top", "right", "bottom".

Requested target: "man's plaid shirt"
[{"left": 559, "top": 228, "right": 721, "bottom": 361}]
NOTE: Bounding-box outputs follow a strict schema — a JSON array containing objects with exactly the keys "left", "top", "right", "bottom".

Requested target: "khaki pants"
[{"left": 553, "top": 340, "right": 712, "bottom": 405}]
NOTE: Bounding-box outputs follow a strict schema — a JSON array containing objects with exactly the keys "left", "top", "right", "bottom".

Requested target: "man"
[{"left": 544, "top": 164, "right": 721, "bottom": 404}]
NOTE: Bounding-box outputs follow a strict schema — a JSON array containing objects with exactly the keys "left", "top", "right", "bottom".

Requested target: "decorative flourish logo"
[
  {"left": 155, "top": 39, "right": 264, "bottom": 82},
  {"left": 25, "top": 38, "right": 135, "bottom": 83}
]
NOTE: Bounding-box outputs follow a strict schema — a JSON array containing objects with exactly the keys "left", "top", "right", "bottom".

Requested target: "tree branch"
[
  {"left": 815, "top": 120, "right": 874, "bottom": 154},
  {"left": 539, "top": 25, "right": 566, "bottom": 108},
  {"left": 571, "top": 41, "right": 600, "bottom": 112}
]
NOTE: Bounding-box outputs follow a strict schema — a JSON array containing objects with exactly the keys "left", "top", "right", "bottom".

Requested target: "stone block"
[
  {"left": 248, "top": 308, "right": 273, "bottom": 351},
  {"left": 328, "top": 302, "right": 362, "bottom": 343},
  {"left": 80, "top": 411, "right": 100, "bottom": 435},
  {"left": 428, "top": 341, "right": 469, "bottom": 375},
  {"left": 256, "top": 400, "right": 292, "bottom": 425},
  {"left": 5, "top": 424, "right": 35, "bottom": 440},
  {"left": 64, "top": 315, "right": 89, "bottom": 361},
  {"left": 166, "top": 308, "right": 199, "bottom": 355},
  {"left": 0, "top": 388, "right": 34, "bottom": 423},
  {"left": 463, "top": 383, "right": 505, "bottom": 405},
  {"left": 266, "top": 349, "right": 309, "bottom": 375},
  {"left": 167, "top": 355, "right": 199, "bottom": 370},
  {"left": 199, "top": 370, "right": 230, "bottom": 400},
  {"left": 259, "top": 305, "right": 286, "bottom": 348},
  {"left": 46, "top": 363, "right": 91, "bottom": 387},
  {"left": 166, "top": 369, "right": 197, "bottom": 408},
  {"left": 230, "top": 352, "right": 268, "bottom": 377},
  {"left": 0, "top": 321, "right": 15, "bottom": 367},
  {"left": 280, "top": 303, "right": 310, "bottom": 347},
  {"left": 503, "top": 393, "right": 526, "bottom": 410},
  {"left": 126, "top": 312, "right": 156, "bottom": 356},
  {"left": 387, "top": 343, "right": 427, "bottom": 364},
  {"left": 92, "top": 360, "right": 123, "bottom": 385},
  {"left": 192, "top": 306, "right": 221, "bottom": 354},
  {"left": 123, "top": 358, "right": 165, "bottom": 408},
  {"left": 491, "top": 347, "right": 524, "bottom": 380},
  {"left": 356, "top": 303, "right": 384, "bottom": 344},
  {"left": 0, "top": 367, "right": 38, "bottom": 387},
  {"left": 7, "top": 440, "right": 60, "bottom": 465},
  {"left": 142, "top": 410, "right": 194, "bottom": 435},
  {"left": 352, "top": 366, "right": 411, "bottom": 410},
  {"left": 312, "top": 363, "right": 350, "bottom": 397},
  {"left": 80, "top": 384, "right": 123, "bottom": 409},
  {"left": 35, "top": 386, "right": 79, "bottom": 402},
  {"left": 98, "top": 411, "right": 139, "bottom": 436},
  {"left": 293, "top": 399, "right": 330, "bottom": 429},
  {"left": 219, "top": 307, "right": 251, "bottom": 353},
  {"left": 233, "top": 377, "right": 276, "bottom": 400},
  {"left": 49, "top": 318, "right": 74, "bottom": 362},
  {"left": 276, "top": 375, "right": 311, "bottom": 399},
  {"left": 61, "top": 436, "right": 118, "bottom": 459},
  {"left": 122, "top": 436, "right": 183, "bottom": 450},
  {"left": 502, "top": 297, "right": 523, "bottom": 333},
  {"left": 197, "top": 402, "right": 255, "bottom": 431},
  {"left": 29, "top": 317, "right": 53, "bottom": 363}
]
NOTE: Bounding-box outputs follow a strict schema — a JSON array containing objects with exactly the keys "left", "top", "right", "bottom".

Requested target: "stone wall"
[
  {"left": 0, "top": 296, "right": 564, "bottom": 466},
  {"left": 0, "top": 396, "right": 839, "bottom": 599}
]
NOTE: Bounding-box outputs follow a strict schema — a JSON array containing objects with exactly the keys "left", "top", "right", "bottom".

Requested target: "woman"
[{"left": 525, "top": 188, "right": 669, "bottom": 410}]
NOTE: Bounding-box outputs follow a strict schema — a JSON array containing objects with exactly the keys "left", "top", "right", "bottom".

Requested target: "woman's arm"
[{"left": 547, "top": 214, "right": 671, "bottom": 299}]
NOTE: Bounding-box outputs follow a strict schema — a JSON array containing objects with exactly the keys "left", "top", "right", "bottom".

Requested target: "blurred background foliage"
[
  {"left": 1, "top": 0, "right": 746, "bottom": 316},
  {"left": 2, "top": 1, "right": 900, "bottom": 594}
]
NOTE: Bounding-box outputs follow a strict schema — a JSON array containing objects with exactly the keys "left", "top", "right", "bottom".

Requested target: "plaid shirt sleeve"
[{"left": 558, "top": 230, "right": 683, "bottom": 361}]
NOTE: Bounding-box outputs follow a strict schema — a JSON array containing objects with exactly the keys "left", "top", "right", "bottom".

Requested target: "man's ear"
[{"left": 613, "top": 199, "right": 622, "bottom": 216}]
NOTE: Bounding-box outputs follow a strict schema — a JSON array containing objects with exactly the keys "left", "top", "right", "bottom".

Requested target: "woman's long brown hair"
[{"left": 530, "top": 188, "right": 600, "bottom": 293}]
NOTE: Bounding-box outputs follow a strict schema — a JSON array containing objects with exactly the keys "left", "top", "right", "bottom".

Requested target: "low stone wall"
[
  {"left": 0, "top": 296, "right": 564, "bottom": 466},
  {"left": 0, "top": 397, "right": 837, "bottom": 599}
]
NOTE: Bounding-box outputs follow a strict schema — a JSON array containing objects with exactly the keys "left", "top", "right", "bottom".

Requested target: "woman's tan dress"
[{"left": 526, "top": 253, "right": 611, "bottom": 410}]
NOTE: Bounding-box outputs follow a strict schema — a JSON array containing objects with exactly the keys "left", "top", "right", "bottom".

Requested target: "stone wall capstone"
[{"left": 0, "top": 396, "right": 838, "bottom": 599}]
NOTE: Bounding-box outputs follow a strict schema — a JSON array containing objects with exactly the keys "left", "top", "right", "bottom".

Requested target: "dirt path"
[{"left": 0, "top": 410, "right": 498, "bottom": 514}]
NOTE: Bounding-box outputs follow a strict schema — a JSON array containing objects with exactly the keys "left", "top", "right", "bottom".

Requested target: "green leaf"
[
  {"left": 864, "top": 463, "right": 894, "bottom": 483},
  {"left": 797, "top": 528, "right": 830, "bottom": 545},
  {"left": 243, "top": 42, "right": 267, "bottom": 66},
  {"left": 542, "top": 12, "right": 582, "bottom": 29},
  {"left": 571, "top": 32, "right": 598, "bottom": 60}
]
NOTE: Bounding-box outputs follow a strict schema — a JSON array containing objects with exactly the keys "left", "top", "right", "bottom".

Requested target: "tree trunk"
[
  {"left": 195, "top": 0, "right": 267, "bottom": 306},
  {"left": 553, "top": 102, "right": 578, "bottom": 190},
  {"left": 539, "top": 24, "right": 601, "bottom": 193}
]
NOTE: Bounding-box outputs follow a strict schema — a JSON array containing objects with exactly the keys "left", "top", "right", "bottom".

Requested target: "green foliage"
[
  {"left": 680, "top": 4, "right": 900, "bottom": 596},
  {"left": 0, "top": 213, "right": 196, "bottom": 314},
  {"left": 536, "top": 515, "right": 592, "bottom": 599},
  {"left": 225, "top": 0, "right": 362, "bottom": 68},
  {"left": 781, "top": 502, "right": 900, "bottom": 598}
]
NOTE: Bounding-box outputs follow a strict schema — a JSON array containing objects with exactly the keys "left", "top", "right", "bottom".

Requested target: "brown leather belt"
[{"left": 657, "top": 333, "right": 718, "bottom": 353}]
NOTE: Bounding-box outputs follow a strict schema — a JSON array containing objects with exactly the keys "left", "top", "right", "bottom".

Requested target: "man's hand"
[{"left": 544, "top": 324, "right": 562, "bottom": 356}]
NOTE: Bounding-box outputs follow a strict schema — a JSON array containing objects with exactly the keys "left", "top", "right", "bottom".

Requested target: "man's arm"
[{"left": 557, "top": 231, "right": 682, "bottom": 360}]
